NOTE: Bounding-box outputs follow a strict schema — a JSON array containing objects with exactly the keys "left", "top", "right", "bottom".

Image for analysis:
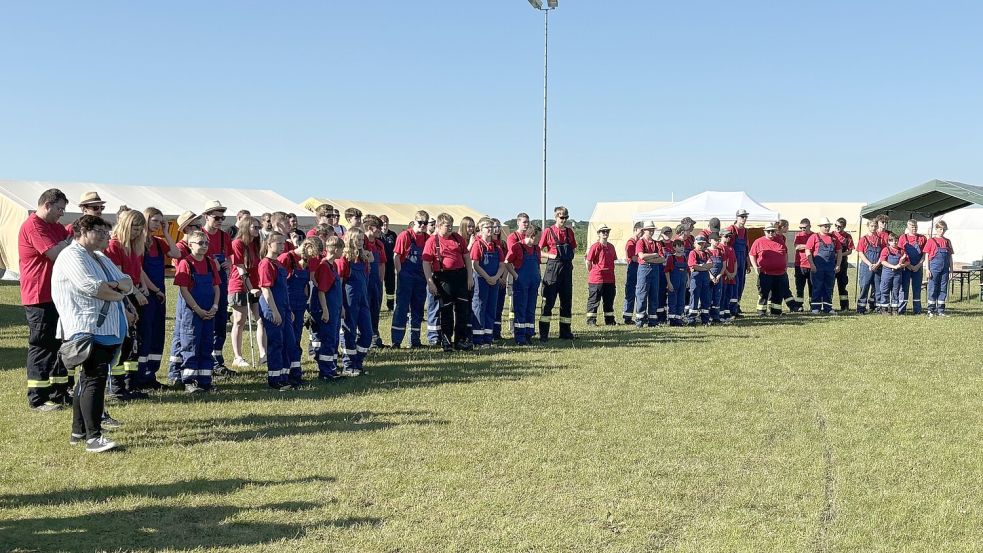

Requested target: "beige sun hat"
[
  {"left": 176, "top": 211, "right": 200, "bottom": 232},
  {"left": 202, "top": 200, "right": 228, "bottom": 215},
  {"left": 817, "top": 217, "right": 832, "bottom": 226},
  {"left": 641, "top": 220, "right": 657, "bottom": 230},
  {"left": 78, "top": 191, "right": 106, "bottom": 206},
  {"left": 596, "top": 224, "right": 611, "bottom": 233}
]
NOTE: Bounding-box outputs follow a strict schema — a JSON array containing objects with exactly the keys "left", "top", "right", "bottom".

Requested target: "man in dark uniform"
[
  {"left": 539, "top": 206, "right": 577, "bottom": 341},
  {"left": 380, "top": 215, "right": 398, "bottom": 311}
]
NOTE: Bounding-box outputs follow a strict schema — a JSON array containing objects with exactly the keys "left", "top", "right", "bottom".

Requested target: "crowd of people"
[{"left": 17, "top": 188, "right": 956, "bottom": 452}]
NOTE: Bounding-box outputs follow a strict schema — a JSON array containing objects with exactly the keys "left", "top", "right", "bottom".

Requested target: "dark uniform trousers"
[
  {"left": 25, "top": 303, "right": 71, "bottom": 407},
  {"left": 540, "top": 259, "right": 574, "bottom": 339}
]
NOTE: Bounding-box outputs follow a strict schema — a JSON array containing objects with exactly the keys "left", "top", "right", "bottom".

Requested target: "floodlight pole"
[{"left": 530, "top": 0, "right": 556, "bottom": 229}]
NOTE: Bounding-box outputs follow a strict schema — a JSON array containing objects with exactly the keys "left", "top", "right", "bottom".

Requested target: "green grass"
[{"left": 1, "top": 273, "right": 981, "bottom": 552}]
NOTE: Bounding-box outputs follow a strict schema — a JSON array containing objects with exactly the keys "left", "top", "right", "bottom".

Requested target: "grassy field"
[{"left": 0, "top": 272, "right": 981, "bottom": 552}]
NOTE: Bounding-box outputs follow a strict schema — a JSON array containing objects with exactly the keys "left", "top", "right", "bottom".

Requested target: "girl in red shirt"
[
  {"left": 105, "top": 208, "right": 149, "bottom": 399},
  {"left": 229, "top": 216, "right": 266, "bottom": 369}
]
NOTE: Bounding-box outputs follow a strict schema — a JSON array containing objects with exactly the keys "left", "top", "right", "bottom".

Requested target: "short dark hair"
[
  {"left": 837, "top": 217, "right": 848, "bottom": 226},
  {"left": 73, "top": 214, "right": 110, "bottom": 238},
  {"left": 345, "top": 207, "right": 362, "bottom": 219},
  {"left": 38, "top": 188, "right": 68, "bottom": 208}
]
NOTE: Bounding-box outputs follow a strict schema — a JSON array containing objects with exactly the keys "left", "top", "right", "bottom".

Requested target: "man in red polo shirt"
[
  {"left": 422, "top": 213, "right": 474, "bottom": 352},
  {"left": 19, "top": 188, "right": 72, "bottom": 411},
  {"left": 584, "top": 225, "right": 617, "bottom": 326},
  {"left": 749, "top": 224, "right": 788, "bottom": 316},
  {"left": 539, "top": 206, "right": 577, "bottom": 341}
]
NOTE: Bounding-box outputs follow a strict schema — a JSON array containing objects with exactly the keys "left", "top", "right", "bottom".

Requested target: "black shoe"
[
  {"left": 539, "top": 335, "right": 549, "bottom": 343},
  {"left": 101, "top": 413, "right": 123, "bottom": 429},
  {"left": 441, "top": 341, "right": 454, "bottom": 353},
  {"left": 560, "top": 334, "right": 575, "bottom": 340},
  {"left": 455, "top": 340, "right": 474, "bottom": 351},
  {"left": 31, "top": 401, "right": 64, "bottom": 413},
  {"left": 213, "top": 365, "right": 238, "bottom": 379}
]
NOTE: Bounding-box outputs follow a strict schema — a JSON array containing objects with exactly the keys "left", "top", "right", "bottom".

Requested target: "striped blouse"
[{"left": 51, "top": 242, "right": 130, "bottom": 341}]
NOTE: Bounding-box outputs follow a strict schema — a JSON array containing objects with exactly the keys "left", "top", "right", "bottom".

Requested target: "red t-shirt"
[
  {"left": 175, "top": 240, "right": 192, "bottom": 261},
  {"left": 365, "top": 238, "right": 388, "bottom": 265},
  {"left": 173, "top": 256, "right": 220, "bottom": 288},
  {"left": 635, "top": 238, "right": 663, "bottom": 264},
  {"left": 834, "top": 230, "right": 855, "bottom": 254},
  {"left": 876, "top": 229, "right": 890, "bottom": 247},
  {"left": 506, "top": 230, "right": 527, "bottom": 250},
  {"left": 688, "top": 249, "right": 711, "bottom": 270},
  {"left": 923, "top": 237, "right": 954, "bottom": 261},
  {"left": 257, "top": 257, "right": 284, "bottom": 288},
  {"left": 313, "top": 258, "right": 337, "bottom": 292},
  {"left": 229, "top": 238, "right": 261, "bottom": 293},
  {"left": 857, "top": 234, "right": 883, "bottom": 254},
  {"left": 276, "top": 250, "right": 304, "bottom": 276},
  {"left": 624, "top": 237, "right": 639, "bottom": 263},
  {"left": 18, "top": 213, "right": 70, "bottom": 304},
  {"left": 585, "top": 242, "right": 617, "bottom": 284},
  {"left": 793, "top": 231, "right": 813, "bottom": 268},
  {"left": 394, "top": 229, "right": 428, "bottom": 263},
  {"left": 749, "top": 236, "right": 788, "bottom": 276},
  {"left": 722, "top": 245, "right": 738, "bottom": 283},
  {"left": 665, "top": 254, "right": 689, "bottom": 274},
  {"left": 422, "top": 232, "right": 468, "bottom": 272},
  {"left": 897, "top": 233, "right": 927, "bottom": 251},
  {"left": 305, "top": 227, "right": 319, "bottom": 238},
  {"left": 538, "top": 225, "right": 577, "bottom": 256},
  {"left": 104, "top": 239, "right": 144, "bottom": 283},
  {"left": 805, "top": 233, "right": 841, "bottom": 256},
  {"left": 879, "top": 246, "right": 908, "bottom": 265},
  {"left": 205, "top": 227, "right": 233, "bottom": 262},
  {"left": 335, "top": 256, "right": 369, "bottom": 280},
  {"left": 470, "top": 237, "right": 504, "bottom": 264},
  {"left": 282, "top": 240, "right": 295, "bottom": 253}
]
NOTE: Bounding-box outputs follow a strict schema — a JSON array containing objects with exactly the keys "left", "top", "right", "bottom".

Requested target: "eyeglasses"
[{"left": 190, "top": 240, "right": 209, "bottom": 246}]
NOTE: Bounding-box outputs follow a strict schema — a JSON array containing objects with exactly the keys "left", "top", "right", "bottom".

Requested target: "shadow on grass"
[
  {"left": 0, "top": 476, "right": 379, "bottom": 552},
  {"left": 145, "top": 357, "right": 558, "bottom": 406},
  {"left": 127, "top": 410, "right": 448, "bottom": 448}
]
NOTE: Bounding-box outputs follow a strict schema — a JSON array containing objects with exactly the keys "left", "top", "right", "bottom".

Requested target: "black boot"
[
  {"left": 538, "top": 321, "right": 550, "bottom": 342},
  {"left": 559, "top": 322, "right": 574, "bottom": 340}
]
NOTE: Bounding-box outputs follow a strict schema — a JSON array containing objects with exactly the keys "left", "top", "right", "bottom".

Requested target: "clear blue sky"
[{"left": 2, "top": 1, "right": 981, "bottom": 219}]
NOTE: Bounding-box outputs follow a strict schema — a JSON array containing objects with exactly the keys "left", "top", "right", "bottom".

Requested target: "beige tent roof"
[
  {"left": 301, "top": 197, "right": 485, "bottom": 234},
  {"left": 0, "top": 180, "right": 314, "bottom": 280}
]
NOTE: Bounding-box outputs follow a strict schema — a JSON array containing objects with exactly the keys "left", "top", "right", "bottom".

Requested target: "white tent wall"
[
  {"left": 587, "top": 201, "right": 671, "bottom": 262},
  {"left": 634, "top": 191, "right": 779, "bottom": 224},
  {"left": 0, "top": 180, "right": 315, "bottom": 280},
  {"left": 301, "top": 197, "right": 485, "bottom": 235},
  {"left": 917, "top": 206, "right": 983, "bottom": 265}
]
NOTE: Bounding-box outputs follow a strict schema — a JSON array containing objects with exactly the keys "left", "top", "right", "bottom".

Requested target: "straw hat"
[
  {"left": 596, "top": 224, "right": 611, "bottom": 233},
  {"left": 817, "top": 217, "right": 832, "bottom": 226},
  {"left": 78, "top": 191, "right": 105, "bottom": 206},
  {"left": 202, "top": 200, "right": 227, "bottom": 215},
  {"left": 642, "top": 220, "right": 657, "bottom": 230},
  {"left": 176, "top": 211, "right": 200, "bottom": 232},
  {"left": 764, "top": 224, "right": 778, "bottom": 231}
]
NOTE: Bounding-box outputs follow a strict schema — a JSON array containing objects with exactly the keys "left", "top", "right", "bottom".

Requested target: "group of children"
[{"left": 82, "top": 191, "right": 957, "bottom": 397}]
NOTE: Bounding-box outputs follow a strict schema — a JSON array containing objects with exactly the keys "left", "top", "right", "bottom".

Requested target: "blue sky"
[{"left": 2, "top": 1, "right": 981, "bottom": 219}]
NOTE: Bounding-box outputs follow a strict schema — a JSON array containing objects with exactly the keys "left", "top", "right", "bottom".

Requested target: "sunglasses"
[
  {"left": 87, "top": 205, "right": 105, "bottom": 212},
  {"left": 557, "top": 216, "right": 569, "bottom": 220},
  {"left": 428, "top": 221, "right": 436, "bottom": 226},
  {"left": 599, "top": 230, "right": 610, "bottom": 234},
  {"left": 209, "top": 214, "right": 226, "bottom": 220},
  {"left": 765, "top": 230, "right": 776, "bottom": 233},
  {"left": 799, "top": 226, "right": 808, "bottom": 230},
  {"left": 415, "top": 220, "right": 427, "bottom": 225},
  {"left": 190, "top": 240, "right": 209, "bottom": 246}
]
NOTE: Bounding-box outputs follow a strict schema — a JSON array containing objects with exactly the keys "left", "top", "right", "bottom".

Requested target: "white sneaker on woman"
[{"left": 231, "top": 357, "right": 250, "bottom": 369}]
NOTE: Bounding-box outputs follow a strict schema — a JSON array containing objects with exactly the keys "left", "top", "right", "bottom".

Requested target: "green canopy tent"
[{"left": 860, "top": 179, "right": 983, "bottom": 221}]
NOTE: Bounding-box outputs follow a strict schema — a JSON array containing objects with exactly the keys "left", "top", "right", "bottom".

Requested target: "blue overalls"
[
  {"left": 138, "top": 238, "right": 166, "bottom": 387},
  {"left": 810, "top": 235, "right": 837, "bottom": 313},
  {"left": 689, "top": 250, "right": 712, "bottom": 324},
  {"left": 708, "top": 247, "right": 725, "bottom": 322},
  {"left": 732, "top": 229, "right": 748, "bottom": 315},
  {"left": 177, "top": 259, "right": 217, "bottom": 390},
  {"left": 623, "top": 239, "right": 638, "bottom": 324},
  {"left": 494, "top": 242, "right": 507, "bottom": 340},
  {"left": 926, "top": 238, "right": 951, "bottom": 315},
  {"left": 667, "top": 255, "right": 689, "bottom": 325},
  {"left": 311, "top": 262, "right": 343, "bottom": 379},
  {"left": 209, "top": 230, "right": 230, "bottom": 368},
  {"left": 260, "top": 260, "right": 301, "bottom": 389},
  {"left": 426, "top": 287, "right": 441, "bottom": 345},
  {"left": 367, "top": 242, "right": 384, "bottom": 346},
  {"left": 857, "top": 237, "right": 882, "bottom": 313},
  {"left": 471, "top": 240, "right": 501, "bottom": 346},
  {"left": 392, "top": 233, "right": 427, "bottom": 348},
  {"left": 657, "top": 240, "right": 671, "bottom": 323},
  {"left": 167, "top": 243, "right": 189, "bottom": 383},
  {"left": 880, "top": 247, "right": 904, "bottom": 311},
  {"left": 284, "top": 255, "right": 310, "bottom": 353},
  {"left": 342, "top": 259, "right": 373, "bottom": 371},
  {"left": 633, "top": 240, "right": 661, "bottom": 327},
  {"left": 512, "top": 244, "right": 541, "bottom": 345},
  {"left": 900, "top": 236, "right": 923, "bottom": 314}
]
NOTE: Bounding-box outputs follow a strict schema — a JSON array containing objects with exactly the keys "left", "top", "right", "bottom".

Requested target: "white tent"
[
  {"left": 633, "top": 191, "right": 779, "bottom": 223},
  {"left": 918, "top": 205, "right": 983, "bottom": 266},
  {"left": 0, "top": 180, "right": 314, "bottom": 280}
]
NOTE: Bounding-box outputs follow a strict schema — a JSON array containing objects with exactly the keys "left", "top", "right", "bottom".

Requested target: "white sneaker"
[
  {"left": 231, "top": 357, "right": 250, "bottom": 369},
  {"left": 258, "top": 356, "right": 268, "bottom": 364},
  {"left": 86, "top": 436, "right": 118, "bottom": 453}
]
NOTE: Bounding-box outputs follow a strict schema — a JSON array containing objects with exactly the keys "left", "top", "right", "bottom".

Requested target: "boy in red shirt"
[
  {"left": 622, "top": 222, "right": 643, "bottom": 324},
  {"left": 173, "top": 231, "right": 221, "bottom": 393},
  {"left": 832, "top": 217, "right": 855, "bottom": 311},
  {"left": 792, "top": 218, "right": 812, "bottom": 312},
  {"left": 878, "top": 232, "right": 908, "bottom": 315},
  {"left": 584, "top": 225, "right": 617, "bottom": 326},
  {"left": 423, "top": 213, "right": 474, "bottom": 351},
  {"left": 749, "top": 225, "right": 788, "bottom": 316},
  {"left": 201, "top": 201, "right": 234, "bottom": 374}
]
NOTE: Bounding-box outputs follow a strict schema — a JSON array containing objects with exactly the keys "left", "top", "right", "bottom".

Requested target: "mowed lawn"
[{"left": 0, "top": 271, "right": 980, "bottom": 552}]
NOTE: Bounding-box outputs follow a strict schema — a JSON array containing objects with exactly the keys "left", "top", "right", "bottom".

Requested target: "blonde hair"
[
  {"left": 343, "top": 227, "right": 366, "bottom": 263},
  {"left": 260, "top": 231, "right": 284, "bottom": 259},
  {"left": 476, "top": 217, "right": 493, "bottom": 231},
  {"left": 113, "top": 209, "right": 147, "bottom": 255},
  {"left": 301, "top": 237, "right": 324, "bottom": 260},
  {"left": 143, "top": 207, "right": 165, "bottom": 246},
  {"left": 187, "top": 230, "right": 207, "bottom": 244},
  {"left": 458, "top": 216, "right": 474, "bottom": 239},
  {"left": 437, "top": 213, "right": 454, "bottom": 227},
  {"left": 935, "top": 220, "right": 948, "bottom": 231},
  {"left": 325, "top": 236, "right": 344, "bottom": 252},
  {"left": 236, "top": 216, "right": 260, "bottom": 268}
]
